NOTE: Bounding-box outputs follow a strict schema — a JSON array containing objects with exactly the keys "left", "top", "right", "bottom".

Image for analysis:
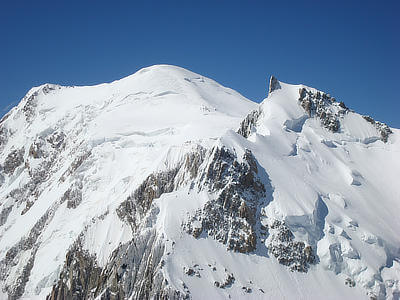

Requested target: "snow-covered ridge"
[{"left": 0, "top": 66, "right": 399, "bottom": 299}]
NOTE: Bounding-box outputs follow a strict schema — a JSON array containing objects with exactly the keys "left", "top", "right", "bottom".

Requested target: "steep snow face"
[
  {"left": 0, "top": 67, "right": 399, "bottom": 300},
  {"left": 232, "top": 81, "right": 400, "bottom": 298},
  {"left": 0, "top": 65, "right": 257, "bottom": 299}
]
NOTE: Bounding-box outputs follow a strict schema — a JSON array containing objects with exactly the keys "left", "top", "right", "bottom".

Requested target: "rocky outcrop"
[
  {"left": 61, "top": 181, "right": 83, "bottom": 209},
  {"left": 363, "top": 115, "right": 392, "bottom": 142},
  {"left": 22, "top": 84, "right": 61, "bottom": 122},
  {"left": 22, "top": 92, "right": 39, "bottom": 123},
  {"left": 3, "top": 147, "right": 24, "bottom": 175},
  {"left": 0, "top": 205, "right": 12, "bottom": 226},
  {"left": 47, "top": 227, "right": 187, "bottom": 300},
  {"left": 298, "top": 87, "right": 346, "bottom": 132},
  {"left": 0, "top": 130, "right": 71, "bottom": 298},
  {"left": 0, "top": 201, "right": 59, "bottom": 299},
  {"left": 117, "top": 167, "right": 179, "bottom": 232},
  {"left": 0, "top": 125, "right": 10, "bottom": 152},
  {"left": 184, "top": 147, "right": 267, "bottom": 253},
  {"left": 118, "top": 147, "right": 206, "bottom": 232},
  {"left": 183, "top": 146, "right": 316, "bottom": 271},
  {"left": 298, "top": 86, "right": 392, "bottom": 143},
  {"left": 60, "top": 151, "right": 91, "bottom": 182},
  {"left": 269, "top": 76, "right": 281, "bottom": 94},
  {"left": 267, "top": 220, "right": 316, "bottom": 272},
  {"left": 237, "top": 108, "right": 262, "bottom": 138},
  {"left": 46, "top": 242, "right": 102, "bottom": 300},
  {"left": 12, "top": 131, "right": 67, "bottom": 215}
]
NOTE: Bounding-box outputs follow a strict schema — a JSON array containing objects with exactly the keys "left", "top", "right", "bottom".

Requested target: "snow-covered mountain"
[{"left": 0, "top": 65, "right": 399, "bottom": 300}]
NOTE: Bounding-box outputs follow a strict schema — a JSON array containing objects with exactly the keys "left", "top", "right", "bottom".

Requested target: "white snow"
[{"left": 0, "top": 65, "right": 399, "bottom": 299}]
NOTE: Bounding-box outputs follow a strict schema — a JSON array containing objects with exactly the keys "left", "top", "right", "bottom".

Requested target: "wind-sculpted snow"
[{"left": 0, "top": 65, "right": 399, "bottom": 299}]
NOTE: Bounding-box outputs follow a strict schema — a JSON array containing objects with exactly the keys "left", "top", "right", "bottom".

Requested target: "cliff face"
[{"left": 0, "top": 66, "right": 399, "bottom": 300}]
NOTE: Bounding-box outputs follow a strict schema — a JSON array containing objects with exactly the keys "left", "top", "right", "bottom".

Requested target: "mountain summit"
[{"left": 0, "top": 65, "right": 399, "bottom": 299}]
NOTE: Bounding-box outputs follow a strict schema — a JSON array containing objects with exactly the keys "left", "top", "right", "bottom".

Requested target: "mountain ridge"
[{"left": 0, "top": 65, "right": 399, "bottom": 299}]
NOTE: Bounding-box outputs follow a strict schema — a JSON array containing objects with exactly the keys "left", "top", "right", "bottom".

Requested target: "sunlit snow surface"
[{"left": 0, "top": 65, "right": 399, "bottom": 299}]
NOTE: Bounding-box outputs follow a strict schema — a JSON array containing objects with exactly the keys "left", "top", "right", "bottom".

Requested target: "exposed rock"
[
  {"left": 363, "top": 115, "right": 392, "bottom": 142},
  {"left": 3, "top": 147, "right": 24, "bottom": 175},
  {"left": 118, "top": 147, "right": 206, "bottom": 231},
  {"left": 298, "top": 87, "right": 346, "bottom": 132},
  {"left": 345, "top": 277, "right": 356, "bottom": 287},
  {"left": 62, "top": 181, "right": 83, "bottom": 209},
  {"left": 242, "top": 286, "right": 252, "bottom": 293},
  {"left": 0, "top": 125, "right": 9, "bottom": 151},
  {"left": 269, "top": 76, "right": 281, "bottom": 94},
  {"left": 267, "top": 220, "right": 316, "bottom": 272},
  {"left": 22, "top": 92, "right": 39, "bottom": 122},
  {"left": 183, "top": 266, "right": 200, "bottom": 278},
  {"left": 29, "top": 139, "right": 47, "bottom": 159},
  {"left": 237, "top": 108, "right": 262, "bottom": 138},
  {"left": 11, "top": 132, "right": 68, "bottom": 215},
  {"left": 0, "top": 200, "right": 59, "bottom": 299},
  {"left": 21, "top": 84, "right": 60, "bottom": 122},
  {"left": 47, "top": 228, "right": 185, "bottom": 300},
  {"left": 60, "top": 151, "right": 92, "bottom": 182},
  {"left": 219, "top": 273, "right": 235, "bottom": 289},
  {"left": 46, "top": 242, "right": 102, "bottom": 300},
  {"left": 0, "top": 202, "right": 13, "bottom": 226},
  {"left": 117, "top": 167, "right": 179, "bottom": 232},
  {"left": 185, "top": 147, "right": 267, "bottom": 253},
  {"left": 5, "top": 247, "right": 38, "bottom": 300},
  {"left": 47, "top": 131, "right": 66, "bottom": 150}
]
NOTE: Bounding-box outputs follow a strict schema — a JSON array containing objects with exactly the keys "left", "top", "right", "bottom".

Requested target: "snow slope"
[{"left": 0, "top": 65, "right": 398, "bottom": 299}]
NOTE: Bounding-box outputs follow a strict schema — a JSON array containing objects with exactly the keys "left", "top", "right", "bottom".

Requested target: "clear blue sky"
[{"left": 1, "top": 1, "right": 399, "bottom": 127}]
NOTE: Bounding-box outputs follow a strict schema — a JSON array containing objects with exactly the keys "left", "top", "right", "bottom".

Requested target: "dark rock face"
[
  {"left": 214, "top": 273, "right": 235, "bottom": 289},
  {"left": 0, "top": 125, "right": 10, "bottom": 152},
  {"left": 22, "top": 92, "right": 39, "bottom": 123},
  {"left": 267, "top": 220, "right": 315, "bottom": 272},
  {"left": 46, "top": 242, "right": 102, "bottom": 300},
  {"left": 62, "top": 181, "right": 83, "bottom": 209},
  {"left": 117, "top": 167, "right": 179, "bottom": 231},
  {"left": 39, "top": 143, "right": 317, "bottom": 300},
  {"left": 3, "top": 147, "right": 25, "bottom": 175},
  {"left": 345, "top": 277, "right": 356, "bottom": 287},
  {"left": 298, "top": 87, "right": 345, "bottom": 132},
  {"left": 47, "top": 229, "right": 188, "bottom": 300},
  {"left": 298, "top": 87, "right": 393, "bottom": 143},
  {"left": 184, "top": 147, "right": 267, "bottom": 253},
  {"left": 48, "top": 146, "right": 272, "bottom": 300},
  {"left": 363, "top": 115, "right": 392, "bottom": 142},
  {"left": 269, "top": 76, "right": 281, "bottom": 94},
  {"left": 22, "top": 84, "right": 60, "bottom": 123},
  {"left": 117, "top": 147, "right": 206, "bottom": 231},
  {"left": 0, "top": 205, "right": 12, "bottom": 226},
  {"left": 237, "top": 108, "right": 262, "bottom": 138}
]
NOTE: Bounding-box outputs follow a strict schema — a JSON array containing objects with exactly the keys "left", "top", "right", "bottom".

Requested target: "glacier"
[{"left": 0, "top": 65, "right": 399, "bottom": 299}]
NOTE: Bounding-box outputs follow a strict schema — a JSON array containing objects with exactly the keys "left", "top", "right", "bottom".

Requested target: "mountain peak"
[
  {"left": 0, "top": 66, "right": 399, "bottom": 300},
  {"left": 268, "top": 75, "right": 281, "bottom": 94}
]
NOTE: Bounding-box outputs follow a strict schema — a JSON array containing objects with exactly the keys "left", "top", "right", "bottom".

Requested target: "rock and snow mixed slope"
[{"left": 0, "top": 65, "right": 399, "bottom": 299}]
